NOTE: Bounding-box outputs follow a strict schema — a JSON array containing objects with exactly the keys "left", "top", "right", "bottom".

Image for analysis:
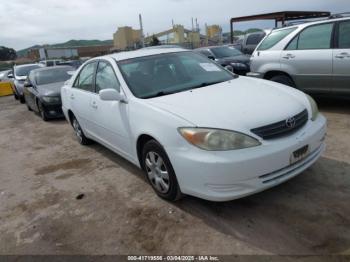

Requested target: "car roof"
[
  {"left": 31, "top": 65, "right": 74, "bottom": 73},
  {"left": 105, "top": 47, "right": 188, "bottom": 61},
  {"left": 14, "top": 63, "right": 41, "bottom": 69}
]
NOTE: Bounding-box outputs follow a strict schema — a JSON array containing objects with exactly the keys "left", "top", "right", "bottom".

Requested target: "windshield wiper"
[
  {"left": 188, "top": 80, "right": 225, "bottom": 91},
  {"left": 142, "top": 90, "right": 175, "bottom": 99}
]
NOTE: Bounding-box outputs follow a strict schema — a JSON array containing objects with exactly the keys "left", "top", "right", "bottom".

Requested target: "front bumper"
[
  {"left": 42, "top": 102, "right": 64, "bottom": 119},
  {"left": 167, "top": 114, "right": 327, "bottom": 201}
]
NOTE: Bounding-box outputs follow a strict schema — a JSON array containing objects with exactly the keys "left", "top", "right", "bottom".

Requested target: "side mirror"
[
  {"left": 24, "top": 81, "right": 32, "bottom": 88},
  {"left": 225, "top": 65, "right": 234, "bottom": 73},
  {"left": 7, "top": 73, "right": 14, "bottom": 79},
  {"left": 208, "top": 55, "right": 215, "bottom": 60},
  {"left": 99, "top": 89, "right": 127, "bottom": 103}
]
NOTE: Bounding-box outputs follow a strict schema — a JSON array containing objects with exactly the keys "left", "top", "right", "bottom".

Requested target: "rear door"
[
  {"left": 333, "top": 20, "right": 350, "bottom": 95},
  {"left": 281, "top": 22, "right": 334, "bottom": 93},
  {"left": 89, "top": 59, "right": 132, "bottom": 158},
  {"left": 70, "top": 61, "right": 98, "bottom": 137}
]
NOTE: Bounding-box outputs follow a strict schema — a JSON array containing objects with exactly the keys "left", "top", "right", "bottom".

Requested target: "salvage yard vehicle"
[
  {"left": 24, "top": 66, "right": 74, "bottom": 121},
  {"left": 61, "top": 47, "right": 326, "bottom": 202},
  {"left": 12, "top": 64, "right": 42, "bottom": 103},
  {"left": 195, "top": 45, "right": 251, "bottom": 75},
  {"left": 248, "top": 14, "right": 350, "bottom": 96}
]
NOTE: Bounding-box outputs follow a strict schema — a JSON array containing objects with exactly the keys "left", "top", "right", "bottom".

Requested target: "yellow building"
[
  {"left": 206, "top": 25, "right": 222, "bottom": 41},
  {"left": 113, "top": 26, "right": 141, "bottom": 50}
]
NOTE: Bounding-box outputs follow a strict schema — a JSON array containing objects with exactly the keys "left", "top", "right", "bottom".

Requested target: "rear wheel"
[
  {"left": 14, "top": 93, "right": 18, "bottom": 100},
  {"left": 270, "top": 75, "right": 295, "bottom": 88},
  {"left": 142, "top": 140, "right": 182, "bottom": 201},
  {"left": 72, "top": 116, "right": 92, "bottom": 145}
]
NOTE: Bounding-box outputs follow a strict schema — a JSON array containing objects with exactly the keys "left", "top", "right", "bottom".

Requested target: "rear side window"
[
  {"left": 73, "top": 62, "right": 96, "bottom": 92},
  {"left": 95, "top": 61, "right": 120, "bottom": 93},
  {"left": 338, "top": 21, "right": 350, "bottom": 48},
  {"left": 298, "top": 23, "right": 333, "bottom": 49},
  {"left": 257, "top": 28, "right": 296, "bottom": 51}
]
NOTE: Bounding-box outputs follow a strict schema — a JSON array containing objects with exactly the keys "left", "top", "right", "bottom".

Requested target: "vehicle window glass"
[
  {"left": 257, "top": 28, "right": 296, "bottom": 51},
  {"left": 298, "top": 23, "right": 333, "bottom": 49},
  {"left": 46, "top": 61, "right": 54, "bottom": 67},
  {"left": 246, "top": 34, "right": 264, "bottom": 45},
  {"left": 118, "top": 51, "right": 234, "bottom": 99},
  {"left": 338, "top": 21, "right": 350, "bottom": 48},
  {"left": 286, "top": 36, "right": 298, "bottom": 50},
  {"left": 95, "top": 61, "right": 120, "bottom": 93},
  {"left": 210, "top": 46, "right": 243, "bottom": 58},
  {"left": 198, "top": 50, "right": 212, "bottom": 57},
  {"left": 73, "top": 62, "right": 96, "bottom": 92},
  {"left": 35, "top": 67, "right": 73, "bottom": 85},
  {"left": 15, "top": 65, "right": 41, "bottom": 76}
]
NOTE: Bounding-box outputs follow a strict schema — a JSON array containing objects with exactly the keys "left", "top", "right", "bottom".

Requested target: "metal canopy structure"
[{"left": 230, "top": 11, "right": 331, "bottom": 43}]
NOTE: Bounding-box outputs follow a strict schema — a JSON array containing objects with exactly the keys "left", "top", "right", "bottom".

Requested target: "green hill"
[{"left": 17, "top": 39, "right": 113, "bottom": 57}]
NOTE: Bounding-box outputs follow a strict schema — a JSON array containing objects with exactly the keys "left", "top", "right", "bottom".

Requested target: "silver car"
[{"left": 248, "top": 14, "right": 350, "bottom": 96}]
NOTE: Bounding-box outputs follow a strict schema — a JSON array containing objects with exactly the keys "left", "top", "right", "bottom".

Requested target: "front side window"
[
  {"left": 257, "top": 28, "right": 296, "bottom": 51},
  {"left": 95, "top": 61, "right": 120, "bottom": 93},
  {"left": 338, "top": 21, "right": 350, "bottom": 49},
  {"left": 73, "top": 62, "right": 96, "bottom": 92},
  {"left": 118, "top": 51, "right": 234, "bottom": 99},
  {"left": 297, "top": 23, "right": 333, "bottom": 50}
]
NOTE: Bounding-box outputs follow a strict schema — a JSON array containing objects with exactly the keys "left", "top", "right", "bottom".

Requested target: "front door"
[
  {"left": 281, "top": 22, "right": 334, "bottom": 94},
  {"left": 90, "top": 60, "right": 132, "bottom": 159},
  {"left": 333, "top": 20, "right": 350, "bottom": 95}
]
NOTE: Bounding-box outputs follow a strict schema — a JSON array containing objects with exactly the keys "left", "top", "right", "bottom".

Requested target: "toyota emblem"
[{"left": 286, "top": 117, "right": 296, "bottom": 128}]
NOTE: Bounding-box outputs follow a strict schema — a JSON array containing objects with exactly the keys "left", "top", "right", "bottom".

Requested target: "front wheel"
[
  {"left": 142, "top": 140, "right": 182, "bottom": 201},
  {"left": 270, "top": 75, "right": 295, "bottom": 88},
  {"left": 19, "top": 95, "right": 25, "bottom": 104},
  {"left": 37, "top": 101, "right": 48, "bottom": 121}
]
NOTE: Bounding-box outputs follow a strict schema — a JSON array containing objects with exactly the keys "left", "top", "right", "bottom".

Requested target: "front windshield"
[
  {"left": 210, "top": 47, "right": 243, "bottom": 58},
  {"left": 118, "top": 51, "right": 234, "bottom": 99},
  {"left": 35, "top": 67, "right": 73, "bottom": 85},
  {"left": 15, "top": 65, "right": 41, "bottom": 77}
]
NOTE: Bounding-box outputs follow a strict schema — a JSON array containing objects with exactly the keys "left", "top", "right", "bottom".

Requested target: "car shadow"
[{"left": 315, "top": 96, "right": 350, "bottom": 115}]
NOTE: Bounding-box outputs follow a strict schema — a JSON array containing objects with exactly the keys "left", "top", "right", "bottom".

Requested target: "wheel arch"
[{"left": 136, "top": 134, "right": 160, "bottom": 169}]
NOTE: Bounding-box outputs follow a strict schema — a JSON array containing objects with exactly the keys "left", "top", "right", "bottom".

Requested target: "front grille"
[{"left": 251, "top": 109, "right": 308, "bottom": 140}]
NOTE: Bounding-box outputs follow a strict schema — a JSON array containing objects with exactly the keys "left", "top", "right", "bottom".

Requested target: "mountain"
[{"left": 17, "top": 39, "right": 113, "bottom": 57}]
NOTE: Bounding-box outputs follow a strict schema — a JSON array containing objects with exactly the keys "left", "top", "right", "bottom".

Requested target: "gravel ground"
[{"left": 0, "top": 95, "right": 349, "bottom": 256}]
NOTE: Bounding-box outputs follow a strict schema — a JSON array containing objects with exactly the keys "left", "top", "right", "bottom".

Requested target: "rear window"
[
  {"left": 35, "top": 67, "right": 73, "bottom": 85},
  {"left": 257, "top": 28, "right": 296, "bottom": 51},
  {"left": 246, "top": 33, "right": 265, "bottom": 45}
]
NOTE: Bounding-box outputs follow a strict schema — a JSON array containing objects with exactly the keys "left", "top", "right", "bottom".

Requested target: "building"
[
  {"left": 206, "top": 25, "right": 223, "bottom": 43},
  {"left": 76, "top": 45, "right": 112, "bottom": 58},
  {"left": 113, "top": 26, "right": 142, "bottom": 51}
]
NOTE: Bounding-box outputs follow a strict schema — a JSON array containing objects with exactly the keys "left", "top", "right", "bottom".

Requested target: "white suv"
[{"left": 248, "top": 15, "right": 350, "bottom": 96}]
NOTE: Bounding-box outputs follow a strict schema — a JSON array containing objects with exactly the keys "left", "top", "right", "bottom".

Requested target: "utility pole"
[{"left": 139, "top": 14, "right": 145, "bottom": 48}]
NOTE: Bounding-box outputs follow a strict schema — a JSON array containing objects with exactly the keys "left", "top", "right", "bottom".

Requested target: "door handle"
[
  {"left": 282, "top": 54, "right": 296, "bottom": 59},
  {"left": 91, "top": 101, "right": 98, "bottom": 109},
  {"left": 335, "top": 52, "right": 350, "bottom": 59},
  {"left": 70, "top": 94, "right": 75, "bottom": 100}
]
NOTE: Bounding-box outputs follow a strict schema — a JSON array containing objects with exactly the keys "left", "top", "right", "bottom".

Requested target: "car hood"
[
  {"left": 37, "top": 81, "right": 64, "bottom": 96},
  {"left": 147, "top": 77, "right": 308, "bottom": 134},
  {"left": 219, "top": 55, "right": 250, "bottom": 64},
  {"left": 15, "top": 76, "right": 27, "bottom": 81}
]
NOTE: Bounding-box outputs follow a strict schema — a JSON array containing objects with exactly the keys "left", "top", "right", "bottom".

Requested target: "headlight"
[
  {"left": 42, "top": 96, "right": 60, "bottom": 103},
  {"left": 231, "top": 62, "right": 247, "bottom": 68},
  {"left": 306, "top": 94, "right": 319, "bottom": 121},
  {"left": 178, "top": 128, "right": 261, "bottom": 151}
]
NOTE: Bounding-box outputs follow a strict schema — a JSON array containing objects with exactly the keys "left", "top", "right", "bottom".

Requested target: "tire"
[
  {"left": 19, "top": 95, "right": 25, "bottom": 104},
  {"left": 270, "top": 75, "right": 295, "bottom": 88},
  {"left": 26, "top": 102, "right": 32, "bottom": 111},
  {"left": 14, "top": 93, "right": 19, "bottom": 100},
  {"left": 37, "top": 101, "right": 48, "bottom": 121},
  {"left": 142, "top": 140, "right": 182, "bottom": 201},
  {"left": 71, "top": 116, "right": 92, "bottom": 145}
]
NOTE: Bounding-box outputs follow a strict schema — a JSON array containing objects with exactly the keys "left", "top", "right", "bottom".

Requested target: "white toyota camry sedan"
[{"left": 61, "top": 47, "right": 326, "bottom": 202}]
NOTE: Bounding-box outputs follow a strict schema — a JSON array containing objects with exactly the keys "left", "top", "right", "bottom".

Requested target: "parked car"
[
  {"left": 12, "top": 64, "right": 42, "bottom": 103},
  {"left": 57, "top": 60, "right": 82, "bottom": 69},
  {"left": 23, "top": 66, "right": 74, "bottom": 121},
  {"left": 61, "top": 47, "right": 326, "bottom": 202},
  {"left": 241, "top": 31, "right": 267, "bottom": 54},
  {"left": 38, "top": 60, "right": 62, "bottom": 67},
  {"left": 195, "top": 46, "right": 250, "bottom": 75},
  {"left": 248, "top": 15, "right": 350, "bottom": 96},
  {"left": 0, "top": 70, "right": 13, "bottom": 82}
]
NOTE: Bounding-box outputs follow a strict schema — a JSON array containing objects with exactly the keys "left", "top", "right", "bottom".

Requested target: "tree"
[
  {"left": 149, "top": 35, "right": 160, "bottom": 46},
  {"left": 0, "top": 46, "right": 17, "bottom": 61}
]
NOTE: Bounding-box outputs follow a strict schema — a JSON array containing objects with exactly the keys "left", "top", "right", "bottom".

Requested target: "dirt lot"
[{"left": 0, "top": 95, "right": 349, "bottom": 256}]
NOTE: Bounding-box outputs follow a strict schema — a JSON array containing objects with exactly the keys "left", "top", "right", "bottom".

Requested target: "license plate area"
[{"left": 290, "top": 145, "right": 309, "bottom": 164}]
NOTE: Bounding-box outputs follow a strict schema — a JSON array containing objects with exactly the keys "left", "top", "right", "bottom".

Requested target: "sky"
[{"left": 0, "top": 0, "right": 348, "bottom": 50}]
